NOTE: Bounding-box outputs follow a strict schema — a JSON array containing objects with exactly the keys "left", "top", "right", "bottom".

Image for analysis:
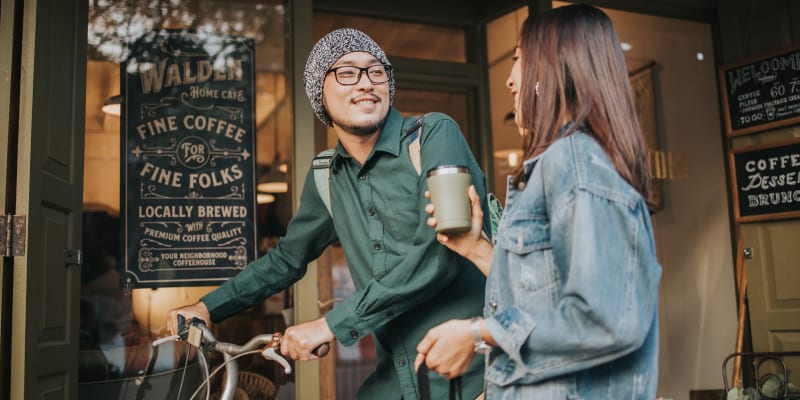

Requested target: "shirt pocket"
[{"left": 386, "top": 194, "right": 421, "bottom": 243}]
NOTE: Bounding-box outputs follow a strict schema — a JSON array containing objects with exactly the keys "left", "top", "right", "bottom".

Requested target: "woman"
[{"left": 415, "top": 4, "right": 662, "bottom": 399}]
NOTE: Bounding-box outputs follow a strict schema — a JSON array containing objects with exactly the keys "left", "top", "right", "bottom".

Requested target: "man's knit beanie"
[{"left": 303, "top": 28, "right": 395, "bottom": 126}]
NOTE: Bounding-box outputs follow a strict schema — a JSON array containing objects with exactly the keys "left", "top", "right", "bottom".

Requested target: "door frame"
[
  {"left": 3, "top": 0, "right": 87, "bottom": 398},
  {"left": 0, "top": 0, "right": 23, "bottom": 397}
]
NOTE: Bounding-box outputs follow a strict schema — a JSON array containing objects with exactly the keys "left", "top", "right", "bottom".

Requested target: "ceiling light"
[
  {"left": 257, "top": 193, "right": 276, "bottom": 204},
  {"left": 494, "top": 149, "right": 523, "bottom": 167},
  {"left": 257, "top": 181, "right": 288, "bottom": 193},
  {"left": 102, "top": 94, "right": 122, "bottom": 116}
]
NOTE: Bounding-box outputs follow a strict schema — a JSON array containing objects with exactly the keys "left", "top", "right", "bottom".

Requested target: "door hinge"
[{"left": 0, "top": 214, "right": 26, "bottom": 257}]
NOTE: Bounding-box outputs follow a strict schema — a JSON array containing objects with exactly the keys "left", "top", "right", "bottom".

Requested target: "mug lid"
[{"left": 427, "top": 165, "right": 469, "bottom": 177}]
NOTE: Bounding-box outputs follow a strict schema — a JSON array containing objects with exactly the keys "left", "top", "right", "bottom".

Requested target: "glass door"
[
  {"left": 311, "top": 12, "right": 480, "bottom": 398},
  {"left": 82, "top": 1, "right": 296, "bottom": 398}
]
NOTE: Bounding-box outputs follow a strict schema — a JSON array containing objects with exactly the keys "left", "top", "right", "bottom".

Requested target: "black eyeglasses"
[{"left": 326, "top": 64, "right": 393, "bottom": 85}]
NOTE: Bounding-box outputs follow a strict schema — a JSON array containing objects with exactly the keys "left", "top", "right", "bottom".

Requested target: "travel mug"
[{"left": 427, "top": 165, "right": 472, "bottom": 234}]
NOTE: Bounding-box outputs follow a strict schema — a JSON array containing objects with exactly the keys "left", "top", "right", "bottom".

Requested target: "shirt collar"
[{"left": 330, "top": 107, "right": 404, "bottom": 167}]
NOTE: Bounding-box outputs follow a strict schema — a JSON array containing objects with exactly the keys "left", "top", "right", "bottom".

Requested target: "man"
[{"left": 167, "top": 28, "right": 489, "bottom": 399}]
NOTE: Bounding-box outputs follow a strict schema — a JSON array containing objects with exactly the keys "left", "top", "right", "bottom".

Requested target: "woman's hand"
[
  {"left": 426, "top": 185, "right": 493, "bottom": 275},
  {"left": 414, "top": 319, "right": 475, "bottom": 379}
]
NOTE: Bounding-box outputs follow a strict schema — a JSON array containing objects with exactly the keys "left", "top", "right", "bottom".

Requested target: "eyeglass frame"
[{"left": 326, "top": 64, "right": 393, "bottom": 86}]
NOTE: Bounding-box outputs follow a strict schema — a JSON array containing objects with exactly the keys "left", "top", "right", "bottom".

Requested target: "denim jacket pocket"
[
  {"left": 495, "top": 212, "right": 550, "bottom": 253},
  {"left": 496, "top": 213, "right": 559, "bottom": 298}
]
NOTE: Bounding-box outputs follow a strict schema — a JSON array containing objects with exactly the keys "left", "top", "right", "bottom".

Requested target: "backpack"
[{"left": 311, "top": 115, "right": 504, "bottom": 238}]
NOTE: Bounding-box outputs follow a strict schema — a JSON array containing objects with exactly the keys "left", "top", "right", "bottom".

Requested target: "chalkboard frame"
[
  {"left": 120, "top": 30, "right": 259, "bottom": 289},
  {"left": 729, "top": 137, "right": 800, "bottom": 223},
  {"left": 718, "top": 45, "right": 800, "bottom": 137}
]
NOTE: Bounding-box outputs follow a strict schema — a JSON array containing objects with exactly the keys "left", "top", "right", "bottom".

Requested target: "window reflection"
[
  {"left": 313, "top": 12, "right": 467, "bottom": 63},
  {"left": 82, "top": 1, "right": 294, "bottom": 398}
]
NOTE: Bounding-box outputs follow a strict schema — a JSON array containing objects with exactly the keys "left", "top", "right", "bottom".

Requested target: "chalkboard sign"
[
  {"left": 730, "top": 138, "right": 800, "bottom": 222},
  {"left": 120, "top": 30, "right": 258, "bottom": 289},
  {"left": 719, "top": 46, "right": 800, "bottom": 136}
]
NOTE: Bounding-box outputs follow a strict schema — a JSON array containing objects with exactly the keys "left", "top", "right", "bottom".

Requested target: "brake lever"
[
  {"left": 152, "top": 314, "right": 192, "bottom": 347},
  {"left": 261, "top": 347, "right": 293, "bottom": 375}
]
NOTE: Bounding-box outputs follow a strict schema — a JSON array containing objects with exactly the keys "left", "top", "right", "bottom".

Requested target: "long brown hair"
[{"left": 513, "top": 4, "right": 652, "bottom": 208}]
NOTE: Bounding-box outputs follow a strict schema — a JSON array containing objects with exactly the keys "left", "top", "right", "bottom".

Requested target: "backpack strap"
[
  {"left": 404, "top": 114, "right": 427, "bottom": 176},
  {"left": 312, "top": 148, "right": 336, "bottom": 217}
]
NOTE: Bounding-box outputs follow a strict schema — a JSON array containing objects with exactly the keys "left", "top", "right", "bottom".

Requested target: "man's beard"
[{"left": 331, "top": 115, "right": 386, "bottom": 136}]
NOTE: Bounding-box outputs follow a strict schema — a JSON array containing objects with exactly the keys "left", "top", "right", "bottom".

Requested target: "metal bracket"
[
  {"left": 187, "top": 324, "right": 203, "bottom": 347},
  {"left": 65, "top": 249, "right": 83, "bottom": 266},
  {"left": 1, "top": 214, "right": 26, "bottom": 257}
]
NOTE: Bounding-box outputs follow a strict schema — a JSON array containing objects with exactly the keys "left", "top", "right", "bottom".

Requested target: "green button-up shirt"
[{"left": 203, "top": 108, "right": 488, "bottom": 399}]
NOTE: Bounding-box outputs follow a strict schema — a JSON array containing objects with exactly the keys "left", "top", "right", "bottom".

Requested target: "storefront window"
[
  {"left": 314, "top": 12, "right": 467, "bottom": 63},
  {"left": 82, "top": 1, "right": 295, "bottom": 398}
]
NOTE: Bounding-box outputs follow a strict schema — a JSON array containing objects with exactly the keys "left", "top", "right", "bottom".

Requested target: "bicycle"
[{"left": 152, "top": 316, "right": 330, "bottom": 400}]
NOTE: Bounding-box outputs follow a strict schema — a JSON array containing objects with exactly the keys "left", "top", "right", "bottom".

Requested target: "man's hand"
[
  {"left": 166, "top": 301, "right": 210, "bottom": 336},
  {"left": 414, "top": 319, "right": 475, "bottom": 379},
  {"left": 281, "top": 317, "right": 335, "bottom": 360}
]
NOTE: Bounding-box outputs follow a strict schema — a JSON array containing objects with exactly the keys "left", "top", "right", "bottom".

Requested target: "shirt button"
[
  {"left": 374, "top": 243, "right": 382, "bottom": 251},
  {"left": 359, "top": 174, "right": 367, "bottom": 181},
  {"left": 368, "top": 208, "right": 376, "bottom": 216},
  {"left": 398, "top": 358, "right": 406, "bottom": 366},
  {"left": 490, "top": 301, "right": 498, "bottom": 310},
  {"left": 350, "top": 330, "right": 358, "bottom": 339},
  {"left": 518, "top": 182, "right": 526, "bottom": 190}
]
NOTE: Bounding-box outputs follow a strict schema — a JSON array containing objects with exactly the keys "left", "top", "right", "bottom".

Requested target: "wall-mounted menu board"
[
  {"left": 719, "top": 46, "right": 800, "bottom": 137},
  {"left": 730, "top": 137, "right": 800, "bottom": 223}
]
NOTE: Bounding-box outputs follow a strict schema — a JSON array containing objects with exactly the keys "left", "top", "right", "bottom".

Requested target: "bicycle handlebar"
[
  {"left": 156, "top": 317, "right": 330, "bottom": 369},
  {"left": 165, "top": 315, "right": 331, "bottom": 357},
  {"left": 153, "top": 315, "right": 331, "bottom": 400}
]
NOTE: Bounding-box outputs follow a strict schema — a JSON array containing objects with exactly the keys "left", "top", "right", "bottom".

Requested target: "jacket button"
[
  {"left": 490, "top": 301, "right": 498, "bottom": 310},
  {"left": 368, "top": 208, "right": 376, "bottom": 216},
  {"left": 359, "top": 174, "right": 367, "bottom": 181},
  {"left": 374, "top": 243, "right": 382, "bottom": 251},
  {"left": 350, "top": 330, "right": 358, "bottom": 339},
  {"left": 398, "top": 358, "right": 406, "bottom": 366}
]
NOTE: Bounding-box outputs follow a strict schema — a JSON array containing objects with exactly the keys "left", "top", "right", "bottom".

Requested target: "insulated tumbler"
[{"left": 427, "top": 165, "right": 472, "bottom": 234}]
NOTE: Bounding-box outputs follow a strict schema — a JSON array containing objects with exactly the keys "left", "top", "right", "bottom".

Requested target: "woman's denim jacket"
[{"left": 484, "top": 131, "right": 662, "bottom": 399}]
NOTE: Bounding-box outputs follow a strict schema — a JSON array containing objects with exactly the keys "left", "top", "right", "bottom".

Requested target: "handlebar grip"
[{"left": 312, "top": 343, "right": 331, "bottom": 357}]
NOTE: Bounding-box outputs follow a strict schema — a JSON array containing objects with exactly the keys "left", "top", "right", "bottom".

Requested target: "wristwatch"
[{"left": 470, "top": 317, "right": 492, "bottom": 354}]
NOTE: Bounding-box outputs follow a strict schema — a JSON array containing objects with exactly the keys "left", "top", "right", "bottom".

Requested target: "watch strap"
[{"left": 470, "top": 317, "right": 492, "bottom": 354}]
